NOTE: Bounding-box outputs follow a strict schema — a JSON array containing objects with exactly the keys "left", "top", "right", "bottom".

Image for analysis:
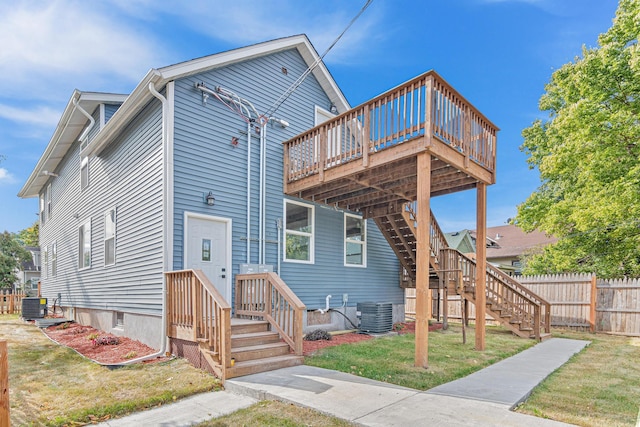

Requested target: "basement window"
[{"left": 114, "top": 311, "right": 124, "bottom": 329}]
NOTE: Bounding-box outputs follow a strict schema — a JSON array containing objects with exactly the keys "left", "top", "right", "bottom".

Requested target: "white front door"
[{"left": 185, "top": 214, "right": 231, "bottom": 302}]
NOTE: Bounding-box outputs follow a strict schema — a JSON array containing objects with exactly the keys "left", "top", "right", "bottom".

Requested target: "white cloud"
[
  {"left": 118, "top": 0, "right": 385, "bottom": 65},
  {"left": 0, "top": 168, "right": 16, "bottom": 184},
  {"left": 0, "top": 104, "right": 61, "bottom": 127},
  {"left": 0, "top": 1, "right": 162, "bottom": 100}
]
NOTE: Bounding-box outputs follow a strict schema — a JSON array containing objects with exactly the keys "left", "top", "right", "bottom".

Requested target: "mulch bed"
[{"left": 42, "top": 322, "right": 162, "bottom": 364}]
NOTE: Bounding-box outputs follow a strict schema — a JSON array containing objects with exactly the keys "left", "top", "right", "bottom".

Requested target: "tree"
[
  {"left": 16, "top": 222, "right": 39, "bottom": 247},
  {"left": 516, "top": 0, "right": 640, "bottom": 278},
  {"left": 0, "top": 231, "right": 32, "bottom": 288}
]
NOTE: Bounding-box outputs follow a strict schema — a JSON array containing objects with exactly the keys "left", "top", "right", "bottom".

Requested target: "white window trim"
[
  {"left": 104, "top": 207, "right": 116, "bottom": 267},
  {"left": 78, "top": 219, "right": 92, "bottom": 270},
  {"left": 46, "top": 183, "right": 52, "bottom": 219},
  {"left": 51, "top": 241, "right": 57, "bottom": 277},
  {"left": 42, "top": 245, "right": 48, "bottom": 279},
  {"left": 344, "top": 213, "right": 367, "bottom": 268},
  {"left": 39, "top": 193, "right": 45, "bottom": 225},
  {"left": 80, "top": 156, "right": 89, "bottom": 190},
  {"left": 283, "top": 199, "right": 315, "bottom": 264}
]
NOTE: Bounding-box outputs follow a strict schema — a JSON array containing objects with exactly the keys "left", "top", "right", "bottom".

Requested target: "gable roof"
[
  {"left": 444, "top": 229, "right": 475, "bottom": 253},
  {"left": 470, "top": 224, "right": 557, "bottom": 259},
  {"left": 19, "top": 34, "right": 350, "bottom": 199}
]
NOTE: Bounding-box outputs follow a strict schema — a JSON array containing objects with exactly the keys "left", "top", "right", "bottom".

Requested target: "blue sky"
[{"left": 0, "top": 0, "right": 619, "bottom": 233}]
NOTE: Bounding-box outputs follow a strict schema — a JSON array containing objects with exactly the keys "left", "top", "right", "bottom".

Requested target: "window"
[
  {"left": 42, "top": 245, "right": 48, "bottom": 279},
  {"left": 81, "top": 156, "right": 89, "bottom": 190},
  {"left": 51, "top": 242, "right": 57, "bottom": 277},
  {"left": 114, "top": 311, "right": 124, "bottom": 329},
  {"left": 284, "top": 200, "right": 314, "bottom": 263},
  {"left": 202, "top": 239, "right": 211, "bottom": 261},
  {"left": 344, "top": 213, "right": 366, "bottom": 267},
  {"left": 104, "top": 209, "right": 116, "bottom": 266},
  {"left": 39, "top": 193, "right": 45, "bottom": 224},
  {"left": 79, "top": 220, "right": 91, "bottom": 269},
  {"left": 46, "top": 183, "right": 52, "bottom": 219}
]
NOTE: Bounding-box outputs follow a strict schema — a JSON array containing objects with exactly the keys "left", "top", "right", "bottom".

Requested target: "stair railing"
[
  {"left": 235, "top": 273, "right": 306, "bottom": 356},
  {"left": 441, "top": 249, "right": 546, "bottom": 339},
  {"left": 165, "top": 270, "right": 232, "bottom": 374}
]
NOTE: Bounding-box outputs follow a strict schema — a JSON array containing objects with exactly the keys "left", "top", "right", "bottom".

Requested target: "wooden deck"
[{"left": 283, "top": 71, "right": 498, "bottom": 216}]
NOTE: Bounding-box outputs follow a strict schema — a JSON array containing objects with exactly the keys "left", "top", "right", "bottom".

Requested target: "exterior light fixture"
[
  {"left": 329, "top": 103, "right": 338, "bottom": 114},
  {"left": 205, "top": 191, "right": 215, "bottom": 206}
]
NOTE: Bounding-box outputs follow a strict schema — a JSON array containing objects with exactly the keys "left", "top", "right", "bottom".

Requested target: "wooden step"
[
  {"left": 230, "top": 319, "right": 269, "bottom": 335},
  {"left": 231, "top": 331, "right": 281, "bottom": 347},
  {"left": 231, "top": 342, "right": 290, "bottom": 362},
  {"left": 226, "top": 354, "right": 304, "bottom": 379}
]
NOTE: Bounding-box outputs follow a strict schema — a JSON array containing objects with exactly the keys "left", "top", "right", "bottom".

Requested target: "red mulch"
[
  {"left": 44, "top": 320, "right": 441, "bottom": 362},
  {"left": 302, "top": 322, "right": 441, "bottom": 356},
  {"left": 42, "top": 322, "right": 163, "bottom": 364}
]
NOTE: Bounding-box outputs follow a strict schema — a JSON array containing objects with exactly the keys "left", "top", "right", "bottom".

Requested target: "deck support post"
[
  {"left": 415, "top": 152, "right": 431, "bottom": 368},
  {"left": 475, "top": 182, "right": 487, "bottom": 350}
]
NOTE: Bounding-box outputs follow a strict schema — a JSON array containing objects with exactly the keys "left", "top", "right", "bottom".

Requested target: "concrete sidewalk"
[{"left": 97, "top": 337, "right": 589, "bottom": 426}]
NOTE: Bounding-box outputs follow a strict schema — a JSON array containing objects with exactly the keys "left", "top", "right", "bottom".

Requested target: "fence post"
[
  {"left": 589, "top": 274, "right": 597, "bottom": 333},
  {"left": 1, "top": 340, "right": 9, "bottom": 427}
]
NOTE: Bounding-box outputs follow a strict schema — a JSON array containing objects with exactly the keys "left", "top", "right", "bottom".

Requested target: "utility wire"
[{"left": 265, "top": 0, "right": 374, "bottom": 117}]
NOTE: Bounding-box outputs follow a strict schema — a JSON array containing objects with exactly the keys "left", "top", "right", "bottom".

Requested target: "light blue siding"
[
  {"left": 172, "top": 47, "right": 402, "bottom": 309},
  {"left": 104, "top": 103, "right": 120, "bottom": 123},
  {"left": 39, "top": 99, "right": 164, "bottom": 315}
]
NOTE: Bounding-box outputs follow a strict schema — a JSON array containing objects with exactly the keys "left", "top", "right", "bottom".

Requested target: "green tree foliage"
[
  {"left": 16, "top": 222, "right": 39, "bottom": 247},
  {"left": 517, "top": 0, "right": 640, "bottom": 278},
  {"left": 0, "top": 231, "right": 32, "bottom": 288}
]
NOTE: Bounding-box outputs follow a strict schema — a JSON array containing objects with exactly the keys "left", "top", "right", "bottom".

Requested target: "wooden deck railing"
[
  {"left": 440, "top": 248, "right": 550, "bottom": 339},
  {"left": 284, "top": 70, "right": 498, "bottom": 183},
  {"left": 165, "top": 270, "right": 231, "bottom": 374},
  {"left": 0, "top": 290, "right": 26, "bottom": 315},
  {"left": 235, "top": 273, "right": 305, "bottom": 355}
]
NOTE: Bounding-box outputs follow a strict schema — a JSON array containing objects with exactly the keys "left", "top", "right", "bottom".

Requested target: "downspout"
[
  {"left": 260, "top": 122, "right": 267, "bottom": 264},
  {"left": 72, "top": 98, "right": 95, "bottom": 143},
  {"left": 247, "top": 120, "right": 252, "bottom": 264},
  {"left": 107, "top": 81, "right": 168, "bottom": 366}
]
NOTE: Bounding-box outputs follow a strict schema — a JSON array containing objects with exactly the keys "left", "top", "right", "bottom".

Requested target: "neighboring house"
[
  {"left": 468, "top": 225, "right": 557, "bottom": 275},
  {"left": 16, "top": 246, "right": 40, "bottom": 295},
  {"left": 18, "top": 35, "right": 403, "bottom": 349},
  {"left": 443, "top": 230, "right": 475, "bottom": 254}
]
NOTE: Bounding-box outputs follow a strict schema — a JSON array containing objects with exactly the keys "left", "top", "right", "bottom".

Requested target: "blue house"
[
  {"left": 21, "top": 34, "right": 547, "bottom": 379},
  {"left": 19, "top": 35, "right": 405, "bottom": 377}
]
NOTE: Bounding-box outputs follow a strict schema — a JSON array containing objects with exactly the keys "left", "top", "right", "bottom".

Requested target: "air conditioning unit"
[
  {"left": 357, "top": 302, "right": 393, "bottom": 333},
  {"left": 22, "top": 297, "right": 47, "bottom": 319}
]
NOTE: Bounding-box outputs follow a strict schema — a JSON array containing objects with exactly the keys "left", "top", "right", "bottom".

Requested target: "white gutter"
[
  {"left": 72, "top": 98, "right": 95, "bottom": 143},
  {"left": 110, "top": 81, "right": 169, "bottom": 365}
]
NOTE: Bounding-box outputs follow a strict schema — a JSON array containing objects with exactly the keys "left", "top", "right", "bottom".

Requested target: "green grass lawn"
[
  {"left": 516, "top": 329, "right": 640, "bottom": 427},
  {"left": 305, "top": 323, "right": 535, "bottom": 390},
  {"left": 1, "top": 315, "right": 221, "bottom": 426}
]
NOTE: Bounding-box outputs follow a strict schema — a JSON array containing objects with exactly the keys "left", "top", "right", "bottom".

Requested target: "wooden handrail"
[
  {"left": 165, "top": 270, "right": 232, "bottom": 375},
  {"left": 235, "top": 272, "right": 305, "bottom": 356},
  {"left": 284, "top": 70, "right": 498, "bottom": 184},
  {"left": 440, "top": 248, "right": 547, "bottom": 339}
]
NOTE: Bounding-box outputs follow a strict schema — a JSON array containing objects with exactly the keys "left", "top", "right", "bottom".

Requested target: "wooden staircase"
[
  {"left": 226, "top": 319, "right": 303, "bottom": 378},
  {"left": 165, "top": 270, "right": 305, "bottom": 381},
  {"left": 375, "top": 203, "right": 551, "bottom": 340}
]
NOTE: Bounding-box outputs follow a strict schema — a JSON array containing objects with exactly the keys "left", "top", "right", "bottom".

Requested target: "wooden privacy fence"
[
  {"left": 520, "top": 274, "right": 640, "bottom": 336},
  {"left": 0, "top": 290, "right": 26, "bottom": 315},
  {"left": 407, "top": 273, "right": 640, "bottom": 336}
]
